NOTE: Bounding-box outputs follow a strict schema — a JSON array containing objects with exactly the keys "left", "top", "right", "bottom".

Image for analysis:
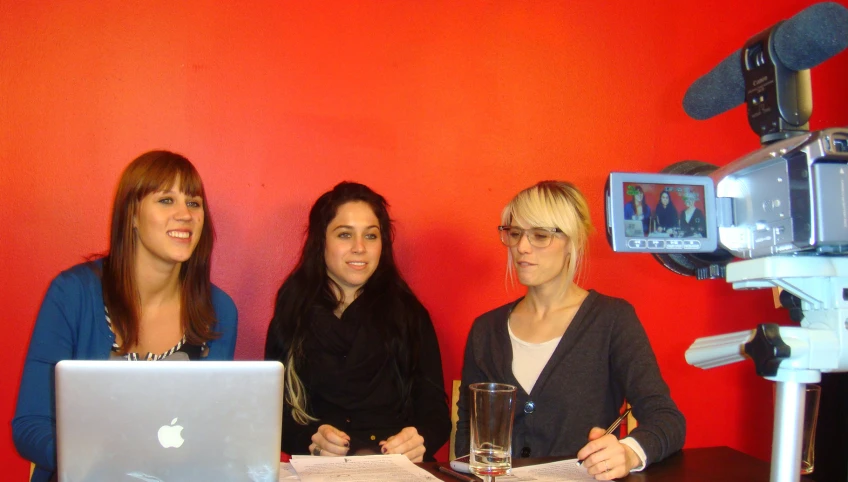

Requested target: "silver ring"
[
  {"left": 604, "top": 460, "right": 610, "bottom": 473},
  {"left": 312, "top": 445, "right": 322, "bottom": 456}
]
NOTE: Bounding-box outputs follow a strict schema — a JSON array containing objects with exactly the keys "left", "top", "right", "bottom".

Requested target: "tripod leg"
[{"left": 771, "top": 381, "right": 805, "bottom": 482}]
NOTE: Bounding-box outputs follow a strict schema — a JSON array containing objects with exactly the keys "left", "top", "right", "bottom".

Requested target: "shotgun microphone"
[{"left": 682, "top": 2, "right": 848, "bottom": 121}]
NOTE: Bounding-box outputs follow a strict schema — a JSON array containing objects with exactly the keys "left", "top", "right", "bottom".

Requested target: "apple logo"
[{"left": 157, "top": 417, "right": 185, "bottom": 448}]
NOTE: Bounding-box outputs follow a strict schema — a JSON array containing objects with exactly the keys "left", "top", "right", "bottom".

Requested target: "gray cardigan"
[{"left": 455, "top": 290, "right": 685, "bottom": 466}]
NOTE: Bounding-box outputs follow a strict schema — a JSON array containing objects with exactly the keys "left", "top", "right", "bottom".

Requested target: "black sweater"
[
  {"left": 456, "top": 291, "right": 685, "bottom": 466},
  {"left": 267, "top": 296, "right": 450, "bottom": 461}
]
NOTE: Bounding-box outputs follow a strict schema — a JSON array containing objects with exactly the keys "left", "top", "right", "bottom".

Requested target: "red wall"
[{"left": 3, "top": 1, "right": 848, "bottom": 477}]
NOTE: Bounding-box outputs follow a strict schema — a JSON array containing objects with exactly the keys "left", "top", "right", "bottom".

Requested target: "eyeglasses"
[{"left": 498, "top": 226, "right": 563, "bottom": 248}]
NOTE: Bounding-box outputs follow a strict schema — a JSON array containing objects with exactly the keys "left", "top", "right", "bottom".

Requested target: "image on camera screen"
[{"left": 622, "top": 183, "right": 707, "bottom": 239}]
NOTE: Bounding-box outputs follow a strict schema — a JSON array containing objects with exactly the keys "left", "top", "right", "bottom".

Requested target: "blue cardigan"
[{"left": 12, "top": 262, "right": 238, "bottom": 482}]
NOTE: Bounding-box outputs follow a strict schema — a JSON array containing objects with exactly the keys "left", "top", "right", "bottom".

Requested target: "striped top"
[{"left": 105, "top": 306, "right": 208, "bottom": 361}]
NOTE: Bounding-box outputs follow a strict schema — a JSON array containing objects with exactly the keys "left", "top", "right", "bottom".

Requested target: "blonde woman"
[
  {"left": 455, "top": 181, "right": 685, "bottom": 480},
  {"left": 679, "top": 191, "right": 705, "bottom": 237}
]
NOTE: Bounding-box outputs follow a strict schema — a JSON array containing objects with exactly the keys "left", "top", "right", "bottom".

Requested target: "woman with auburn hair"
[
  {"left": 13, "top": 150, "right": 238, "bottom": 482},
  {"left": 623, "top": 185, "right": 651, "bottom": 236},
  {"left": 455, "top": 181, "right": 685, "bottom": 480},
  {"left": 265, "top": 181, "right": 450, "bottom": 462}
]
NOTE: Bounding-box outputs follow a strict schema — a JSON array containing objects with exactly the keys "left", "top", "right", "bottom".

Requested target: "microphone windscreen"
[
  {"left": 774, "top": 2, "right": 848, "bottom": 71},
  {"left": 682, "top": 50, "right": 745, "bottom": 121}
]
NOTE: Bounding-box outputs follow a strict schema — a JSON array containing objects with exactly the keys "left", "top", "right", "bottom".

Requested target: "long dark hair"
[
  {"left": 101, "top": 150, "right": 219, "bottom": 353},
  {"left": 265, "top": 181, "right": 427, "bottom": 424}
]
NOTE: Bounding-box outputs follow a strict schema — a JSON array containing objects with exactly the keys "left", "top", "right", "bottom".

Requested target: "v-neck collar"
[{"left": 499, "top": 290, "right": 598, "bottom": 397}]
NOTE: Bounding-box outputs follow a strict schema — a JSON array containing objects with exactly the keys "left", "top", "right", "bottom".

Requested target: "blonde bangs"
[{"left": 501, "top": 181, "right": 593, "bottom": 287}]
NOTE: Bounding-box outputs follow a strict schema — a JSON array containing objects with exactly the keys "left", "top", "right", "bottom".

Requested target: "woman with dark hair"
[
  {"left": 653, "top": 191, "right": 678, "bottom": 233},
  {"left": 623, "top": 185, "right": 651, "bottom": 235},
  {"left": 265, "top": 182, "right": 450, "bottom": 462},
  {"left": 13, "top": 151, "right": 238, "bottom": 482}
]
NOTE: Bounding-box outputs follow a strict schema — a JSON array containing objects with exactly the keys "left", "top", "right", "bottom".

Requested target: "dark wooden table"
[{"left": 420, "top": 446, "right": 815, "bottom": 481}]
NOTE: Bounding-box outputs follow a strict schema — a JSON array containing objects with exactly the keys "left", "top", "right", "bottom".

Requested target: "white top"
[{"left": 508, "top": 320, "right": 562, "bottom": 394}]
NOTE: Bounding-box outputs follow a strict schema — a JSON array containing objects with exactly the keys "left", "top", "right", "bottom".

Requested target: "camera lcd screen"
[{"left": 606, "top": 173, "right": 718, "bottom": 253}]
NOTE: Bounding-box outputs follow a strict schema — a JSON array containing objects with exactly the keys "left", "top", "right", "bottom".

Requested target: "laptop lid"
[{"left": 55, "top": 360, "right": 283, "bottom": 482}]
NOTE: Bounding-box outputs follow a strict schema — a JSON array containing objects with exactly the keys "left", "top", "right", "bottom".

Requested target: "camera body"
[{"left": 605, "top": 128, "right": 848, "bottom": 259}]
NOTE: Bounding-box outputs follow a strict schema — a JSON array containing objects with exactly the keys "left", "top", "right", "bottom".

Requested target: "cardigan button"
[
  {"left": 521, "top": 447, "right": 531, "bottom": 458},
  {"left": 523, "top": 401, "right": 535, "bottom": 414}
]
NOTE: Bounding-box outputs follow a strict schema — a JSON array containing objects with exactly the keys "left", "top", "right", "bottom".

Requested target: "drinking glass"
[
  {"left": 469, "top": 383, "right": 517, "bottom": 482},
  {"left": 771, "top": 382, "right": 822, "bottom": 475},
  {"left": 801, "top": 384, "right": 821, "bottom": 475}
]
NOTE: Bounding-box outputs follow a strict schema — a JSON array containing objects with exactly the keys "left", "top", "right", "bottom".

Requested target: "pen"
[
  {"left": 604, "top": 408, "right": 632, "bottom": 436},
  {"left": 577, "top": 408, "right": 633, "bottom": 466},
  {"left": 437, "top": 465, "right": 479, "bottom": 482}
]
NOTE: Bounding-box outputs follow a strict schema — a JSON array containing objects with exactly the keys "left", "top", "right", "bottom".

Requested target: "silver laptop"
[{"left": 55, "top": 360, "right": 284, "bottom": 482}]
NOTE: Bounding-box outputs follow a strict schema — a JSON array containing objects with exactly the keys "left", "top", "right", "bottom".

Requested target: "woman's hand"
[
  {"left": 309, "top": 424, "right": 350, "bottom": 456},
  {"left": 379, "top": 426, "right": 426, "bottom": 462},
  {"left": 576, "top": 428, "right": 640, "bottom": 480}
]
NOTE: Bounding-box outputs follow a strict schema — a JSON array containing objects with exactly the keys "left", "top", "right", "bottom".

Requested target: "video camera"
[
  {"left": 602, "top": 3, "right": 848, "bottom": 482},
  {"left": 606, "top": 128, "right": 848, "bottom": 260},
  {"left": 605, "top": 2, "right": 848, "bottom": 281}
]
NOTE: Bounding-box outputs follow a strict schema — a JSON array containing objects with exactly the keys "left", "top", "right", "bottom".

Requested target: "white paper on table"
[
  {"left": 497, "top": 458, "right": 595, "bottom": 481},
  {"left": 279, "top": 462, "right": 300, "bottom": 480},
  {"left": 289, "top": 454, "right": 438, "bottom": 481}
]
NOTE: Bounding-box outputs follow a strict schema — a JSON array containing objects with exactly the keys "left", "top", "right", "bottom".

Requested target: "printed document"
[
  {"left": 500, "top": 458, "right": 595, "bottom": 481},
  {"left": 279, "top": 462, "right": 299, "bottom": 480},
  {"left": 289, "top": 454, "right": 438, "bottom": 481}
]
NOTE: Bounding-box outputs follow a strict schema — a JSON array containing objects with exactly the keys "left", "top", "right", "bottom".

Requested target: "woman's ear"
[{"left": 130, "top": 199, "right": 139, "bottom": 229}]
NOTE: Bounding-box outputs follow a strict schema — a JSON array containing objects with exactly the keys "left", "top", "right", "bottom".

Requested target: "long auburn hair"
[
  {"left": 101, "top": 150, "right": 219, "bottom": 353},
  {"left": 264, "top": 182, "right": 430, "bottom": 424}
]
